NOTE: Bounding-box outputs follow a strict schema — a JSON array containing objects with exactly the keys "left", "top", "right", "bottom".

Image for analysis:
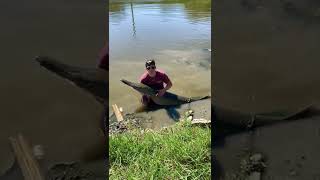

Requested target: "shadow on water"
[
  {"left": 212, "top": 105, "right": 319, "bottom": 148},
  {"left": 134, "top": 103, "right": 182, "bottom": 121},
  {"left": 212, "top": 105, "right": 320, "bottom": 179}
]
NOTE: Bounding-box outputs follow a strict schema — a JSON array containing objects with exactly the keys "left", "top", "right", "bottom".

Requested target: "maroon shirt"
[
  {"left": 139, "top": 69, "right": 170, "bottom": 90},
  {"left": 97, "top": 44, "right": 108, "bottom": 71}
]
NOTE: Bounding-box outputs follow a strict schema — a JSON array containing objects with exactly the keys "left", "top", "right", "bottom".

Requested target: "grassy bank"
[{"left": 109, "top": 120, "right": 211, "bottom": 179}]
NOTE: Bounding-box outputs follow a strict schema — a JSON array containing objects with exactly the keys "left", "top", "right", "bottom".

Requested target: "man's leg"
[{"left": 141, "top": 94, "right": 151, "bottom": 106}]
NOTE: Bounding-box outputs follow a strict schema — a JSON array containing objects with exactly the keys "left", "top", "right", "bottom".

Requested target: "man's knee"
[{"left": 141, "top": 95, "right": 150, "bottom": 105}]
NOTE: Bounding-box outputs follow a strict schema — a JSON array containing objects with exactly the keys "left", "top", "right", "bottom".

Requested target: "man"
[
  {"left": 97, "top": 43, "right": 108, "bottom": 71},
  {"left": 139, "top": 59, "right": 173, "bottom": 106},
  {"left": 97, "top": 43, "right": 108, "bottom": 136}
]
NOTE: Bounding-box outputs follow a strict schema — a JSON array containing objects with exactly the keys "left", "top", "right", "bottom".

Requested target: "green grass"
[{"left": 109, "top": 120, "right": 211, "bottom": 179}]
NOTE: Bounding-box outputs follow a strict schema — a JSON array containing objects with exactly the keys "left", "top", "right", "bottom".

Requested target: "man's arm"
[
  {"left": 97, "top": 44, "right": 108, "bottom": 71},
  {"left": 157, "top": 73, "right": 172, "bottom": 96},
  {"left": 163, "top": 78, "right": 172, "bottom": 91}
]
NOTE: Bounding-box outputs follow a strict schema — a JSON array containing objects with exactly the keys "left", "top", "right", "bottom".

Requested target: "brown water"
[
  {"left": 109, "top": 0, "right": 211, "bottom": 128},
  {"left": 214, "top": 0, "right": 320, "bottom": 112},
  {"left": 0, "top": 0, "right": 107, "bottom": 175},
  {"left": 213, "top": 0, "right": 320, "bottom": 178}
]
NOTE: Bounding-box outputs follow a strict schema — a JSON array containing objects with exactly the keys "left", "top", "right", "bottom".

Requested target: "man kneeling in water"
[{"left": 139, "top": 59, "right": 173, "bottom": 106}]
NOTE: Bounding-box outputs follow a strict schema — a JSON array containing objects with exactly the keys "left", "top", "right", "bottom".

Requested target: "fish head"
[{"left": 120, "top": 79, "right": 156, "bottom": 96}]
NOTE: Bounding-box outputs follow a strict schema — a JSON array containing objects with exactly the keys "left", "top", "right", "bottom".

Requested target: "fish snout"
[
  {"left": 34, "top": 56, "right": 49, "bottom": 63},
  {"left": 34, "top": 56, "right": 55, "bottom": 67},
  {"left": 120, "top": 79, "right": 132, "bottom": 86}
]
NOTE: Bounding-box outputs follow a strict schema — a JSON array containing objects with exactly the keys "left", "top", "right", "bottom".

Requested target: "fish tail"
[{"left": 190, "top": 95, "right": 211, "bottom": 102}]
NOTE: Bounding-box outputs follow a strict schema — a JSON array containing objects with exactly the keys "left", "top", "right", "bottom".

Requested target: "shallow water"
[
  {"left": 213, "top": 0, "right": 320, "bottom": 178},
  {"left": 109, "top": 0, "right": 211, "bottom": 127},
  {"left": 0, "top": 0, "right": 107, "bottom": 175}
]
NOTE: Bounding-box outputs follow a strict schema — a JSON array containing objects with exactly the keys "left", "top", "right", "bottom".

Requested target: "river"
[
  {"left": 109, "top": 0, "right": 211, "bottom": 129},
  {"left": 0, "top": 0, "right": 107, "bottom": 176}
]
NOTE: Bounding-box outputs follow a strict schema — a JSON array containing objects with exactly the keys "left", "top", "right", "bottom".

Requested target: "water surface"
[
  {"left": 213, "top": 1, "right": 320, "bottom": 178},
  {"left": 109, "top": 0, "right": 211, "bottom": 128},
  {"left": 0, "top": 0, "right": 106, "bottom": 175}
]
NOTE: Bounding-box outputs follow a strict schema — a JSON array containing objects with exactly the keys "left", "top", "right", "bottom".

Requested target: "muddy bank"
[
  {"left": 214, "top": 112, "right": 320, "bottom": 179},
  {"left": 109, "top": 98, "right": 211, "bottom": 133},
  {"left": 138, "top": 98, "right": 211, "bottom": 130}
]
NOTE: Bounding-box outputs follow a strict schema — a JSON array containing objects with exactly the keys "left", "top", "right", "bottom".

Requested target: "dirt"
[
  {"left": 46, "top": 162, "right": 105, "bottom": 180},
  {"left": 109, "top": 98, "right": 211, "bottom": 133},
  {"left": 109, "top": 113, "right": 148, "bottom": 134}
]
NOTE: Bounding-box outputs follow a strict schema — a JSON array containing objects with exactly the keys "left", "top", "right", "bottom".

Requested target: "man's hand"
[{"left": 156, "top": 89, "right": 166, "bottom": 96}]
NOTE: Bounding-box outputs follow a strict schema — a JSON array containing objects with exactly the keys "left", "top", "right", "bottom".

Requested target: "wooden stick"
[
  {"left": 9, "top": 137, "right": 32, "bottom": 180},
  {"left": 18, "top": 134, "right": 43, "bottom": 180},
  {"left": 112, "top": 104, "right": 124, "bottom": 122},
  {"left": 9, "top": 134, "right": 44, "bottom": 180}
]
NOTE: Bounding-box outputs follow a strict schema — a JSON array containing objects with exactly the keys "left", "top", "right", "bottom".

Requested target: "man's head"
[{"left": 145, "top": 59, "right": 156, "bottom": 76}]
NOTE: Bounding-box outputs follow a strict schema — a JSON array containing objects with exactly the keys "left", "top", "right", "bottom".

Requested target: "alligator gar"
[
  {"left": 35, "top": 56, "right": 108, "bottom": 136},
  {"left": 35, "top": 56, "right": 108, "bottom": 104},
  {"left": 213, "top": 104, "right": 314, "bottom": 144},
  {"left": 120, "top": 79, "right": 210, "bottom": 106},
  {"left": 121, "top": 79, "right": 313, "bottom": 135},
  {"left": 34, "top": 56, "right": 314, "bottom": 138}
]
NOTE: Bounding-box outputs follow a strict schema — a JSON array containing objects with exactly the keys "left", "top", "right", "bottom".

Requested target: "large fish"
[
  {"left": 212, "top": 104, "right": 313, "bottom": 142},
  {"left": 121, "top": 79, "right": 313, "bottom": 139},
  {"left": 34, "top": 56, "right": 108, "bottom": 162},
  {"left": 120, "top": 79, "right": 210, "bottom": 106},
  {"left": 35, "top": 56, "right": 108, "bottom": 104},
  {"left": 34, "top": 56, "right": 313, "bottom": 136}
]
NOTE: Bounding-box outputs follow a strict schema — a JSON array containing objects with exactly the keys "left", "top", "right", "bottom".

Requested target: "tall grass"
[{"left": 109, "top": 121, "right": 211, "bottom": 179}]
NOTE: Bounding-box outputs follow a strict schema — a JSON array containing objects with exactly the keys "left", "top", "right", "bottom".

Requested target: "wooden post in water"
[
  {"left": 9, "top": 134, "right": 44, "bottom": 180},
  {"left": 112, "top": 104, "right": 124, "bottom": 122}
]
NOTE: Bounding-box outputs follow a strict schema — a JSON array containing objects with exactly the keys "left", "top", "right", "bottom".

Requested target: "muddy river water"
[
  {"left": 0, "top": 0, "right": 107, "bottom": 176},
  {"left": 109, "top": 0, "right": 211, "bottom": 128},
  {"left": 213, "top": 0, "right": 320, "bottom": 179}
]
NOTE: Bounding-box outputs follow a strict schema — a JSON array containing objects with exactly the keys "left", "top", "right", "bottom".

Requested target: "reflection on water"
[
  {"left": 109, "top": 0, "right": 211, "bottom": 128},
  {"left": 130, "top": 2, "right": 137, "bottom": 37},
  {"left": 110, "top": 0, "right": 211, "bottom": 19}
]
